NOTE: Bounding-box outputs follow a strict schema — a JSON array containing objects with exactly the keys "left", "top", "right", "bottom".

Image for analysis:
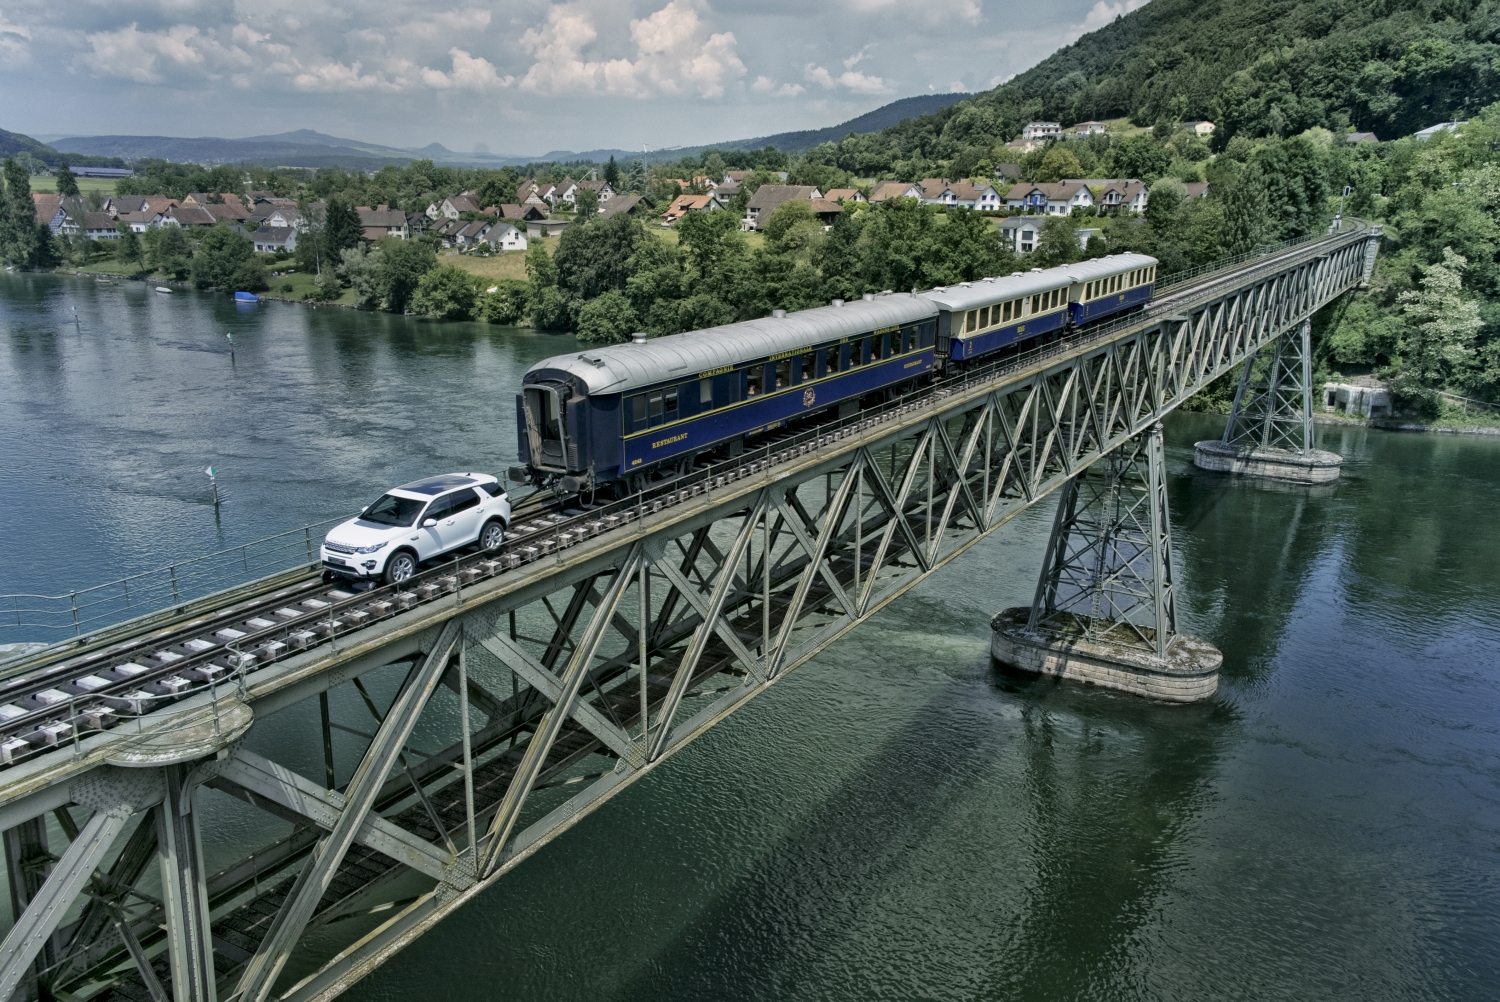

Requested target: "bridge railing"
[
  {"left": 0, "top": 221, "right": 1368, "bottom": 648},
  {"left": 1154, "top": 216, "right": 1365, "bottom": 295},
  {"left": 2, "top": 517, "right": 346, "bottom": 642}
]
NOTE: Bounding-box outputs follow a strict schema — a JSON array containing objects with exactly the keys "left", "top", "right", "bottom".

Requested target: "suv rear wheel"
[
  {"left": 384, "top": 550, "right": 417, "bottom": 584},
  {"left": 481, "top": 519, "right": 505, "bottom": 550}
]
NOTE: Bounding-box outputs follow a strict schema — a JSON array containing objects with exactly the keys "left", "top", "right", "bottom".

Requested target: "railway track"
[{"left": 0, "top": 223, "right": 1370, "bottom": 775}]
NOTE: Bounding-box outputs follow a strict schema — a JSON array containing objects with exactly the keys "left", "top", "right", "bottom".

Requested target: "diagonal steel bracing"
[{"left": 0, "top": 223, "right": 1377, "bottom": 1002}]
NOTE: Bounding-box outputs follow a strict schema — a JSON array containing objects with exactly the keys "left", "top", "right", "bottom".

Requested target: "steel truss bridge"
[{"left": 0, "top": 222, "right": 1379, "bottom": 1002}]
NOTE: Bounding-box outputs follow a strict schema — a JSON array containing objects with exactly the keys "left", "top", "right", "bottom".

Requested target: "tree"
[
  {"left": 677, "top": 209, "right": 743, "bottom": 276},
  {"left": 574, "top": 186, "right": 600, "bottom": 219},
  {"left": 529, "top": 285, "right": 572, "bottom": 330},
  {"left": 375, "top": 237, "right": 437, "bottom": 312},
  {"left": 115, "top": 222, "right": 142, "bottom": 272},
  {"left": 1221, "top": 162, "right": 1271, "bottom": 254},
  {"left": 1399, "top": 248, "right": 1482, "bottom": 386},
  {"left": 339, "top": 245, "right": 383, "bottom": 307},
  {"left": 477, "top": 281, "right": 530, "bottom": 325},
  {"left": 763, "top": 200, "right": 821, "bottom": 255},
  {"left": 0, "top": 158, "right": 40, "bottom": 268},
  {"left": 1036, "top": 145, "right": 1084, "bottom": 183},
  {"left": 56, "top": 162, "right": 79, "bottom": 198},
  {"left": 143, "top": 226, "right": 192, "bottom": 279},
  {"left": 603, "top": 155, "right": 620, "bottom": 188},
  {"left": 190, "top": 224, "right": 256, "bottom": 289},
  {"left": 554, "top": 212, "right": 644, "bottom": 301},
  {"left": 411, "top": 264, "right": 481, "bottom": 320},
  {"left": 324, "top": 197, "right": 364, "bottom": 259},
  {"left": 525, "top": 241, "right": 558, "bottom": 288},
  {"left": 576, "top": 289, "right": 639, "bottom": 343},
  {"left": 1036, "top": 215, "right": 1081, "bottom": 266}
]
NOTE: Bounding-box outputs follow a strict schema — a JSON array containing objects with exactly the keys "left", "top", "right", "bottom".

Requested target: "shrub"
[
  {"left": 476, "top": 281, "right": 529, "bottom": 325},
  {"left": 410, "top": 265, "right": 481, "bottom": 320},
  {"left": 576, "top": 290, "right": 639, "bottom": 343}
]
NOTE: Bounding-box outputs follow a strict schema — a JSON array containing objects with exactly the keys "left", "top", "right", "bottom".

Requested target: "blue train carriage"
[
  {"left": 1064, "top": 253, "right": 1158, "bottom": 326},
  {"left": 515, "top": 293, "right": 940, "bottom": 492},
  {"left": 925, "top": 269, "right": 1076, "bottom": 363}
]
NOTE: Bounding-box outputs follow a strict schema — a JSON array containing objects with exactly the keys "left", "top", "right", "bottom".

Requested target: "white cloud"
[
  {"left": 80, "top": 24, "right": 223, "bottom": 84},
  {"left": 751, "top": 73, "right": 802, "bottom": 97},
  {"left": 404, "top": 9, "right": 491, "bottom": 41},
  {"left": 1068, "top": 0, "right": 1146, "bottom": 41},
  {"left": 420, "top": 47, "right": 512, "bottom": 90},
  {"left": 291, "top": 60, "right": 396, "bottom": 92},
  {"left": 520, "top": 1, "right": 744, "bottom": 99},
  {"left": 841, "top": 0, "right": 981, "bottom": 23},
  {"left": 805, "top": 61, "right": 893, "bottom": 94}
]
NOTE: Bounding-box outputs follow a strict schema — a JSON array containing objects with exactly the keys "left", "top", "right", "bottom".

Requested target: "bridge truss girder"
[{"left": 0, "top": 229, "right": 1373, "bottom": 1002}]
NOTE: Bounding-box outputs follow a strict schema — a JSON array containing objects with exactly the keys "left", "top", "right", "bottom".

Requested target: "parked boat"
[
  {"left": 155, "top": 286, "right": 171, "bottom": 294},
  {"left": 234, "top": 291, "right": 259, "bottom": 303}
]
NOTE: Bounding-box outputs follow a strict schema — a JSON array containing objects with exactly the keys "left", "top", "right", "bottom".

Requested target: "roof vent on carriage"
[
  {"left": 830, "top": 299, "right": 845, "bottom": 307},
  {"left": 771, "top": 309, "right": 787, "bottom": 318},
  {"left": 862, "top": 293, "right": 876, "bottom": 301},
  {"left": 630, "top": 332, "right": 647, "bottom": 344}
]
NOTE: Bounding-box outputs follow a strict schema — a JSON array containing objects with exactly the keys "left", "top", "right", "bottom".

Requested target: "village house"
[
  {"left": 1073, "top": 121, "right": 1108, "bottom": 138},
  {"left": 452, "top": 219, "right": 494, "bottom": 248},
  {"left": 576, "top": 179, "right": 615, "bottom": 202},
  {"left": 115, "top": 210, "right": 164, "bottom": 232},
  {"left": 1021, "top": 122, "right": 1062, "bottom": 142},
  {"left": 428, "top": 194, "right": 481, "bottom": 220},
  {"left": 1005, "top": 181, "right": 1095, "bottom": 215},
  {"left": 357, "top": 205, "right": 408, "bottom": 240},
  {"left": 663, "top": 193, "right": 724, "bottom": 225},
  {"left": 488, "top": 223, "right": 527, "bottom": 251},
  {"left": 251, "top": 226, "right": 297, "bottom": 254},
  {"left": 262, "top": 207, "right": 305, "bottom": 230},
  {"left": 998, "top": 217, "right": 1040, "bottom": 254},
  {"left": 742, "top": 185, "right": 821, "bottom": 230},
  {"left": 807, "top": 198, "right": 844, "bottom": 227},
  {"left": 823, "top": 188, "right": 867, "bottom": 204},
  {"left": 1067, "top": 179, "right": 1149, "bottom": 213},
  {"left": 599, "top": 194, "right": 649, "bottom": 219},
  {"left": 162, "top": 205, "right": 217, "bottom": 228},
  {"left": 1346, "top": 131, "right": 1380, "bottom": 144},
  {"left": 31, "top": 193, "right": 63, "bottom": 232},
  {"left": 1184, "top": 121, "right": 1215, "bottom": 138},
  {"left": 868, "top": 181, "right": 924, "bottom": 203},
  {"left": 920, "top": 179, "right": 1004, "bottom": 211},
  {"left": 714, "top": 180, "right": 742, "bottom": 200},
  {"left": 497, "top": 203, "right": 548, "bottom": 222},
  {"left": 526, "top": 219, "right": 571, "bottom": 239}
]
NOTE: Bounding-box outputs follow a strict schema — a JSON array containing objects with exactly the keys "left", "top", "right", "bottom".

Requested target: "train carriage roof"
[
  {"left": 525, "top": 294, "right": 937, "bottom": 395},
  {"left": 1059, "top": 252, "right": 1159, "bottom": 284}
]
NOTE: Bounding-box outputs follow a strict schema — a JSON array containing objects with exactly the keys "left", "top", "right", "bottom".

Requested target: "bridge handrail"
[
  {"left": 2, "top": 516, "right": 347, "bottom": 638},
  {"left": 0, "top": 221, "right": 1370, "bottom": 645}
]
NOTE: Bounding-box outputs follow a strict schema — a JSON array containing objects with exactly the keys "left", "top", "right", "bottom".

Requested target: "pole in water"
[{"left": 206, "top": 466, "right": 220, "bottom": 508}]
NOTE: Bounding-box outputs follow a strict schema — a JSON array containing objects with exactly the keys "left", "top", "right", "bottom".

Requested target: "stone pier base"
[
  {"left": 989, "top": 607, "right": 1221, "bottom": 703},
  {"left": 1192, "top": 439, "right": 1343, "bottom": 483}
]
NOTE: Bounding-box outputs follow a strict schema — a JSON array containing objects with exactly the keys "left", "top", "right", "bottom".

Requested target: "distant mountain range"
[
  {"left": 35, "top": 92, "right": 973, "bottom": 169},
  {"left": 0, "top": 128, "right": 124, "bottom": 168}
]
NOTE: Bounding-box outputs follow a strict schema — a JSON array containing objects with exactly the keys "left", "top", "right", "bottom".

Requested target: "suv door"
[
  {"left": 412, "top": 494, "right": 453, "bottom": 559},
  {"left": 435, "top": 488, "right": 484, "bottom": 551}
]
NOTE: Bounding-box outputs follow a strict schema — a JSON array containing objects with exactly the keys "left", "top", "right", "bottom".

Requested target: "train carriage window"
[
  {"left": 979, "top": 306, "right": 990, "bottom": 328},
  {"left": 664, "top": 387, "right": 678, "bottom": 417},
  {"left": 632, "top": 395, "right": 647, "bottom": 425},
  {"left": 871, "top": 332, "right": 884, "bottom": 361},
  {"left": 746, "top": 365, "right": 763, "bottom": 397},
  {"left": 965, "top": 309, "right": 978, "bottom": 333},
  {"left": 775, "top": 358, "right": 791, "bottom": 389},
  {"left": 848, "top": 340, "right": 863, "bottom": 368},
  {"left": 648, "top": 392, "right": 664, "bottom": 424},
  {"left": 700, "top": 378, "right": 713, "bottom": 406},
  {"left": 824, "top": 346, "right": 839, "bottom": 374},
  {"left": 800, "top": 352, "right": 816, "bottom": 380}
]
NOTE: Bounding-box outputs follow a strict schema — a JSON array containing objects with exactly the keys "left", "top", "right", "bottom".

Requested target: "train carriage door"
[{"left": 523, "top": 383, "right": 569, "bottom": 469}]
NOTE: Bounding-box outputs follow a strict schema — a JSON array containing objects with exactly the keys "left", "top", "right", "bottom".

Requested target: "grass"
[
  {"left": 265, "top": 269, "right": 358, "bottom": 305},
  {"left": 29, "top": 176, "right": 119, "bottom": 195},
  {"left": 448, "top": 250, "right": 537, "bottom": 284}
]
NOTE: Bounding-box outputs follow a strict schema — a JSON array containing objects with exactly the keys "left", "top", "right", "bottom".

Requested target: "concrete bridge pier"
[
  {"left": 1193, "top": 320, "right": 1343, "bottom": 483},
  {"left": 992, "top": 424, "right": 1222, "bottom": 702}
]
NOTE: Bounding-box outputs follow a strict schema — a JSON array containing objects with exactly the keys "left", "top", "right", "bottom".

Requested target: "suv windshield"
[{"left": 359, "top": 494, "right": 425, "bottom": 528}]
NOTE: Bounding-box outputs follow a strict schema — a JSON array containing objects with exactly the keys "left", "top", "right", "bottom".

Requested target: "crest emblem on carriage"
[{"left": 803, "top": 387, "right": 816, "bottom": 407}]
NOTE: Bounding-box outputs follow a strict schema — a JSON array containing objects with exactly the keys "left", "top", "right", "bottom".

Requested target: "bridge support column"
[
  {"left": 156, "top": 764, "right": 217, "bottom": 1002},
  {"left": 4, "top": 818, "right": 55, "bottom": 1002},
  {"left": 1193, "top": 320, "right": 1343, "bottom": 483},
  {"left": 991, "top": 424, "right": 1221, "bottom": 702}
]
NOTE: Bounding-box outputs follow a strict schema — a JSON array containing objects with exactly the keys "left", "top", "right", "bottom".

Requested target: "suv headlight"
[{"left": 355, "top": 541, "right": 389, "bottom": 554}]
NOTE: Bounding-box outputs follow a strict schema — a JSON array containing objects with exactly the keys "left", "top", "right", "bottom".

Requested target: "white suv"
[{"left": 321, "top": 473, "right": 512, "bottom": 583}]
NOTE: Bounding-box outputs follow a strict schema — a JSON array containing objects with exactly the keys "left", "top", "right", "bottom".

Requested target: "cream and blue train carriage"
[
  {"left": 923, "top": 253, "right": 1158, "bottom": 362},
  {"left": 1064, "top": 253, "right": 1157, "bottom": 326},
  {"left": 516, "top": 294, "right": 938, "bottom": 491}
]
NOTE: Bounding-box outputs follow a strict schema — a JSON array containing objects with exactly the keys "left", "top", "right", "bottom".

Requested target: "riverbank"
[{"left": 1180, "top": 405, "right": 1500, "bottom": 436}]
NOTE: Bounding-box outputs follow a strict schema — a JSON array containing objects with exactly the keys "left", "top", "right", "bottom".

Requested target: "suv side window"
[
  {"left": 423, "top": 495, "right": 455, "bottom": 523},
  {"left": 448, "top": 489, "right": 481, "bottom": 515},
  {"left": 481, "top": 482, "right": 505, "bottom": 498}
]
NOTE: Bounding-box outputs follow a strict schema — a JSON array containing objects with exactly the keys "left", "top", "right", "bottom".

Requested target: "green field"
[{"left": 29, "top": 175, "right": 119, "bottom": 195}]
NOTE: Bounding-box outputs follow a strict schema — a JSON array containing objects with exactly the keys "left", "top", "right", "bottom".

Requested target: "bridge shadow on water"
[{"left": 605, "top": 660, "right": 1239, "bottom": 1002}]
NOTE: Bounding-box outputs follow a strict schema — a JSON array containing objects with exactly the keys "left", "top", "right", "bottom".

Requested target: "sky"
[{"left": 0, "top": 0, "right": 1139, "bottom": 156}]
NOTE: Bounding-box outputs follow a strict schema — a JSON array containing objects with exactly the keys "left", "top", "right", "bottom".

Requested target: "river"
[{"left": 3, "top": 274, "right": 1498, "bottom": 1001}]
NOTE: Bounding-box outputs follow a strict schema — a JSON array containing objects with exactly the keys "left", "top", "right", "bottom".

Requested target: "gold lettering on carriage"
[{"left": 651, "top": 432, "right": 688, "bottom": 449}]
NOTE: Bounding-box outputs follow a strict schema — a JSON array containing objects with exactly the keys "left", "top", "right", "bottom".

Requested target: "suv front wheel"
[
  {"left": 384, "top": 550, "right": 418, "bottom": 584},
  {"left": 480, "top": 519, "right": 506, "bottom": 550}
]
